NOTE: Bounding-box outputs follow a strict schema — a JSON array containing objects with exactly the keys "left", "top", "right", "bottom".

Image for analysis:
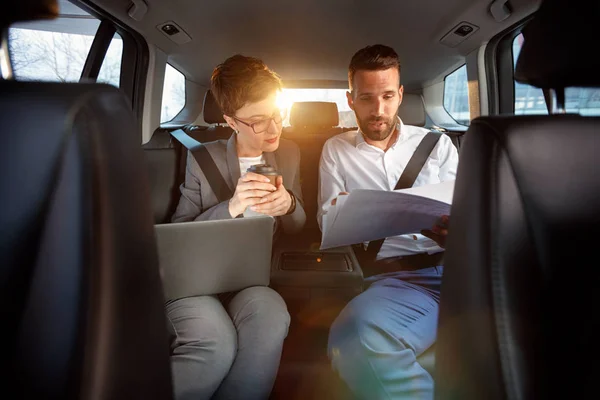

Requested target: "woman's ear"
[{"left": 223, "top": 115, "right": 238, "bottom": 132}]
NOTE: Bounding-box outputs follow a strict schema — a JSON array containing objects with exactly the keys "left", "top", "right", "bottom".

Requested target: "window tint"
[
  {"left": 277, "top": 88, "right": 355, "bottom": 127},
  {"left": 9, "top": 20, "right": 100, "bottom": 82},
  {"left": 97, "top": 33, "right": 123, "bottom": 87},
  {"left": 443, "top": 65, "right": 470, "bottom": 125},
  {"left": 8, "top": 0, "right": 123, "bottom": 87},
  {"left": 161, "top": 64, "right": 186, "bottom": 123},
  {"left": 564, "top": 88, "right": 600, "bottom": 116},
  {"left": 513, "top": 34, "right": 547, "bottom": 115},
  {"left": 513, "top": 33, "right": 600, "bottom": 116}
]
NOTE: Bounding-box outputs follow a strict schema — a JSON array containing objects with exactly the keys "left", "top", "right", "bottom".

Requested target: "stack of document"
[{"left": 320, "top": 180, "right": 454, "bottom": 250}]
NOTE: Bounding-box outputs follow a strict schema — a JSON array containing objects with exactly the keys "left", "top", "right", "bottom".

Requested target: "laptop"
[{"left": 155, "top": 216, "right": 274, "bottom": 301}]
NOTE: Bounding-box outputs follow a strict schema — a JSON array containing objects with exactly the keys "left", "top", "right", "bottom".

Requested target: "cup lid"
[{"left": 247, "top": 163, "right": 277, "bottom": 174}]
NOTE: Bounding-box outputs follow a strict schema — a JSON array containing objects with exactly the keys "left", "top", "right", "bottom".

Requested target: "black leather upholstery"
[
  {"left": 290, "top": 101, "right": 339, "bottom": 128},
  {"left": 144, "top": 90, "right": 234, "bottom": 224},
  {"left": 399, "top": 93, "right": 426, "bottom": 127},
  {"left": 199, "top": 89, "right": 233, "bottom": 146},
  {"left": 202, "top": 89, "right": 226, "bottom": 124},
  {"left": 283, "top": 102, "right": 351, "bottom": 244},
  {"left": 435, "top": 115, "right": 600, "bottom": 400},
  {"left": 2, "top": 0, "right": 57, "bottom": 28},
  {"left": 515, "top": 0, "right": 600, "bottom": 88},
  {"left": 0, "top": 81, "right": 173, "bottom": 399},
  {"left": 436, "top": 2, "right": 600, "bottom": 398}
]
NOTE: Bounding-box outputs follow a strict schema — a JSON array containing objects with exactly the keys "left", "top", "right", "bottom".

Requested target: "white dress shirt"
[
  {"left": 239, "top": 155, "right": 265, "bottom": 176},
  {"left": 318, "top": 119, "right": 459, "bottom": 259}
]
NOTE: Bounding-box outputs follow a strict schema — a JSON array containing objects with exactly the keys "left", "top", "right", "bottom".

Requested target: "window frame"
[
  {"left": 483, "top": 15, "right": 548, "bottom": 116},
  {"left": 73, "top": 0, "right": 149, "bottom": 140},
  {"left": 442, "top": 64, "right": 470, "bottom": 126},
  {"left": 160, "top": 62, "right": 187, "bottom": 124}
]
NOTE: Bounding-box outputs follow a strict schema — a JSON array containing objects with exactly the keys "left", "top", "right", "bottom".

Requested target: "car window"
[
  {"left": 9, "top": 20, "right": 99, "bottom": 82},
  {"left": 161, "top": 64, "right": 186, "bottom": 123},
  {"left": 8, "top": 2, "right": 123, "bottom": 87},
  {"left": 277, "top": 88, "right": 355, "bottom": 127},
  {"left": 97, "top": 33, "right": 123, "bottom": 87},
  {"left": 513, "top": 33, "right": 600, "bottom": 116},
  {"left": 512, "top": 34, "right": 547, "bottom": 115},
  {"left": 443, "top": 65, "right": 470, "bottom": 125}
]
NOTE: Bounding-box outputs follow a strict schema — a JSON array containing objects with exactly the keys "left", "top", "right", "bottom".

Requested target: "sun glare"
[
  {"left": 276, "top": 90, "right": 294, "bottom": 114},
  {"left": 274, "top": 88, "right": 354, "bottom": 127}
]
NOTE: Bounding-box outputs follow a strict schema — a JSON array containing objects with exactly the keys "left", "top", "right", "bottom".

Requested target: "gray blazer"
[{"left": 172, "top": 134, "right": 306, "bottom": 234}]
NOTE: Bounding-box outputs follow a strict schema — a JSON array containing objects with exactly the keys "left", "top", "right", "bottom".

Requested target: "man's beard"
[{"left": 356, "top": 114, "right": 397, "bottom": 142}]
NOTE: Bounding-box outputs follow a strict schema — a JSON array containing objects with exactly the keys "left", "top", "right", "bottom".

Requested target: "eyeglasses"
[{"left": 231, "top": 108, "right": 287, "bottom": 134}]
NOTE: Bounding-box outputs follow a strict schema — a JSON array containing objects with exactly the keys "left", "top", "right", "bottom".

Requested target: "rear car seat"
[
  {"left": 400, "top": 93, "right": 464, "bottom": 149},
  {"left": 282, "top": 101, "right": 352, "bottom": 245},
  {"left": 186, "top": 90, "right": 233, "bottom": 142},
  {"left": 143, "top": 90, "right": 233, "bottom": 223}
]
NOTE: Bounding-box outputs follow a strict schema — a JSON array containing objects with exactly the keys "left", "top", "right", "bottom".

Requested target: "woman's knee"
[
  {"left": 167, "top": 296, "right": 237, "bottom": 368},
  {"left": 227, "top": 286, "right": 290, "bottom": 335}
]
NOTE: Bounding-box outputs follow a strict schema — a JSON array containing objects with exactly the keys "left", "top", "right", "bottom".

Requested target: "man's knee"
[{"left": 328, "top": 295, "right": 410, "bottom": 368}]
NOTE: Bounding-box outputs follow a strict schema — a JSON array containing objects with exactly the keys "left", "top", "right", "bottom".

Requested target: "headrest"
[
  {"left": 515, "top": 0, "right": 600, "bottom": 88},
  {"left": 398, "top": 94, "right": 426, "bottom": 127},
  {"left": 202, "top": 90, "right": 226, "bottom": 124},
  {"left": 290, "top": 102, "right": 339, "bottom": 128},
  {"left": 2, "top": 0, "right": 57, "bottom": 30}
]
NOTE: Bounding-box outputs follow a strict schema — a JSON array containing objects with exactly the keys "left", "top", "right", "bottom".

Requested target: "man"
[{"left": 318, "top": 44, "right": 458, "bottom": 399}]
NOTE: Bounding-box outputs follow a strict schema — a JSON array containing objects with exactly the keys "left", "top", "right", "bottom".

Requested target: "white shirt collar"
[{"left": 355, "top": 117, "right": 408, "bottom": 150}]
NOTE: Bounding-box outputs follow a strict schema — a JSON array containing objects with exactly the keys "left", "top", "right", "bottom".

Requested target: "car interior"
[{"left": 1, "top": 0, "right": 598, "bottom": 399}]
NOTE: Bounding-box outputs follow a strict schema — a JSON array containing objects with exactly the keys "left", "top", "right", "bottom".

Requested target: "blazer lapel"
[
  {"left": 264, "top": 151, "right": 278, "bottom": 172},
  {"left": 226, "top": 134, "right": 240, "bottom": 189},
  {"left": 265, "top": 148, "right": 290, "bottom": 186}
]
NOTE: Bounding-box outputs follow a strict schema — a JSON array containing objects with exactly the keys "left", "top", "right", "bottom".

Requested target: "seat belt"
[
  {"left": 170, "top": 129, "right": 233, "bottom": 203},
  {"left": 362, "top": 131, "right": 443, "bottom": 262}
]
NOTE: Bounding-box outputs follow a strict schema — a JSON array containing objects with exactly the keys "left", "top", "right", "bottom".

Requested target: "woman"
[{"left": 168, "top": 55, "right": 305, "bottom": 399}]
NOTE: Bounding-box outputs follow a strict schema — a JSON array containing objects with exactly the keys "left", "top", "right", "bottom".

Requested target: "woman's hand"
[
  {"left": 250, "top": 176, "right": 293, "bottom": 217},
  {"left": 228, "top": 172, "right": 277, "bottom": 217}
]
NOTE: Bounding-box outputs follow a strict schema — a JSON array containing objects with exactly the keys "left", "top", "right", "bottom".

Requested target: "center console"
[{"left": 270, "top": 242, "right": 364, "bottom": 329}]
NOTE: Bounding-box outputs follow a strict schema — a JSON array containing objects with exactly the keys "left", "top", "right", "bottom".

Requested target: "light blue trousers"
[{"left": 328, "top": 267, "right": 443, "bottom": 400}]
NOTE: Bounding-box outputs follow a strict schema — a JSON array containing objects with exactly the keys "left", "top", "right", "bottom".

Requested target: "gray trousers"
[{"left": 166, "top": 287, "right": 290, "bottom": 400}]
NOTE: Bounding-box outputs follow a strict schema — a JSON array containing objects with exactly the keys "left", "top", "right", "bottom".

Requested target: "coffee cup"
[{"left": 247, "top": 164, "right": 280, "bottom": 187}]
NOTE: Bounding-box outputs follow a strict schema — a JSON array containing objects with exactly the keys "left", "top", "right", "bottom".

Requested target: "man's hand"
[
  {"left": 228, "top": 172, "right": 277, "bottom": 218},
  {"left": 251, "top": 176, "right": 293, "bottom": 217},
  {"left": 421, "top": 215, "right": 449, "bottom": 248},
  {"left": 330, "top": 192, "right": 349, "bottom": 206}
]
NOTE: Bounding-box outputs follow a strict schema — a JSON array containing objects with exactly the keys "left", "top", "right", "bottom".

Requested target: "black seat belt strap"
[
  {"left": 170, "top": 129, "right": 233, "bottom": 203},
  {"left": 363, "top": 131, "right": 443, "bottom": 262}
]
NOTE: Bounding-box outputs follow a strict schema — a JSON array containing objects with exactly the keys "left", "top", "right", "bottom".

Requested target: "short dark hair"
[
  {"left": 348, "top": 44, "right": 401, "bottom": 90},
  {"left": 211, "top": 54, "right": 282, "bottom": 117}
]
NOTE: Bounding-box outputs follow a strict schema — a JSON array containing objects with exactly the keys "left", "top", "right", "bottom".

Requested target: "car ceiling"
[{"left": 89, "top": 0, "right": 540, "bottom": 90}]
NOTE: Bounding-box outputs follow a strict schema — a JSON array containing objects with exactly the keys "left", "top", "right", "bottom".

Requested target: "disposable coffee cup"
[
  {"left": 247, "top": 164, "right": 280, "bottom": 187},
  {"left": 244, "top": 164, "right": 280, "bottom": 218}
]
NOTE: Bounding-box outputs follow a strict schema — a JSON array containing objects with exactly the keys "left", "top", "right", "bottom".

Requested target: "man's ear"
[
  {"left": 398, "top": 85, "right": 404, "bottom": 106},
  {"left": 346, "top": 91, "right": 355, "bottom": 111},
  {"left": 223, "top": 115, "right": 237, "bottom": 132}
]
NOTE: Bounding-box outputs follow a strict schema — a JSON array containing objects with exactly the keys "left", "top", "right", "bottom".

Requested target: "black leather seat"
[
  {"left": 282, "top": 102, "right": 347, "bottom": 244},
  {"left": 435, "top": 0, "right": 599, "bottom": 399},
  {"left": 0, "top": 80, "right": 173, "bottom": 398},
  {"left": 143, "top": 90, "right": 234, "bottom": 224},
  {"left": 190, "top": 89, "right": 234, "bottom": 142}
]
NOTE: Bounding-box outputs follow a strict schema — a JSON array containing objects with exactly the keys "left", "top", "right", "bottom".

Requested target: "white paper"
[{"left": 320, "top": 180, "right": 454, "bottom": 250}]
